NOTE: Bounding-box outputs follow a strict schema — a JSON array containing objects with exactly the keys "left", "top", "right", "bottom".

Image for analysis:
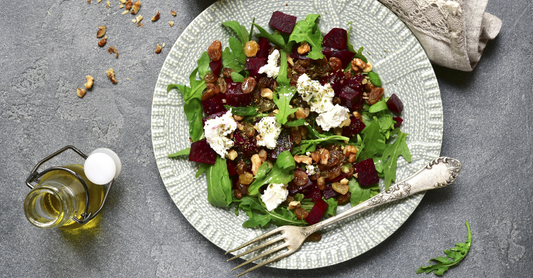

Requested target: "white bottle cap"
[{"left": 84, "top": 148, "right": 122, "bottom": 185}]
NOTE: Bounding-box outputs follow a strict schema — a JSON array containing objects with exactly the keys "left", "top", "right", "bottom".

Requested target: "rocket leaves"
[{"left": 288, "top": 14, "right": 324, "bottom": 60}]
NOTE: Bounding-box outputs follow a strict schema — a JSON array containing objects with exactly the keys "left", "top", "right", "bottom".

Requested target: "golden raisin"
[
  {"left": 201, "top": 83, "right": 219, "bottom": 101},
  {"left": 207, "top": 40, "right": 222, "bottom": 61},
  {"left": 204, "top": 72, "right": 217, "bottom": 83},
  {"left": 217, "top": 77, "right": 227, "bottom": 93},
  {"left": 222, "top": 68, "right": 234, "bottom": 78},
  {"left": 241, "top": 77, "right": 257, "bottom": 94},
  {"left": 294, "top": 208, "right": 309, "bottom": 220},
  {"left": 244, "top": 41, "right": 260, "bottom": 57},
  {"left": 366, "top": 87, "right": 384, "bottom": 105},
  {"left": 239, "top": 172, "right": 254, "bottom": 186},
  {"left": 305, "top": 232, "right": 322, "bottom": 242},
  {"left": 328, "top": 57, "right": 343, "bottom": 71}
]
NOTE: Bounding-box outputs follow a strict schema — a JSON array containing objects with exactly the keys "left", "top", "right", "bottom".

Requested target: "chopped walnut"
[
  {"left": 130, "top": 1, "right": 141, "bottom": 14},
  {"left": 170, "top": 10, "right": 177, "bottom": 16},
  {"left": 76, "top": 88, "right": 87, "bottom": 98},
  {"left": 293, "top": 155, "right": 313, "bottom": 165},
  {"left": 288, "top": 201, "right": 301, "bottom": 210},
  {"left": 251, "top": 154, "right": 261, "bottom": 175},
  {"left": 98, "top": 37, "right": 107, "bottom": 47},
  {"left": 84, "top": 75, "right": 94, "bottom": 89},
  {"left": 96, "top": 26, "right": 106, "bottom": 38},
  {"left": 136, "top": 15, "right": 144, "bottom": 27},
  {"left": 155, "top": 44, "right": 162, "bottom": 54},
  {"left": 107, "top": 46, "right": 119, "bottom": 58},
  {"left": 168, "top": 21, "right": 174, "bottom": 27},
  {"left": 125, "top": 0, "right": 132, "bottom": 10},
  {"left": 106, "top": 68, "right": 117, "bottom": 84},
  {"left": 226, "top": 149, "right": 238, "bottom": 160},
  {"left": 151, "top": 11, "right": 160, "bottom": 21},
  {"left": 297, "top": 42, "right": 310, "bottom": 54},
  {"left": 351, "top": 58, "right": 372, "bottom": 73}
]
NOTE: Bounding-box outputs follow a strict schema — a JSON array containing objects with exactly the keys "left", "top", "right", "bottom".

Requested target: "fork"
[{"left": 226, "top": 157, "right": 462, "bottom": 276}]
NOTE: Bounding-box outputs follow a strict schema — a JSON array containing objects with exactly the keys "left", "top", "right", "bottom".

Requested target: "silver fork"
[{"left": 226, "top": 157, "right": 462, "bottom": 276}]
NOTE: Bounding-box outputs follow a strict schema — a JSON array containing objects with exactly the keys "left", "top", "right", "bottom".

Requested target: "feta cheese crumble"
[
  {"left": 203, "top": 109, "right": 237, "bottom": 157},
  {"left": 255, "top": 116, "right": 282, "bottom": 149},
  {"left": 258, "top": 49, "right": 280, "bottom": 78},
  {"left": 316, "top": 104, "right": 351, "bottom": 131},
  {"left": 306, "top": 164, "right": 317, "bottom": 176},
  {"left": 296, "top": 73, "right": 334, "bottom": 114},
  {"left": 261, "top": 183, "right": 289, "bottom": 211}
]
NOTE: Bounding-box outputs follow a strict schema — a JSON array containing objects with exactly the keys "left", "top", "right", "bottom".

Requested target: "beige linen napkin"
[{"left": 378, "top": 0, "right": 502, "bottom": 71}]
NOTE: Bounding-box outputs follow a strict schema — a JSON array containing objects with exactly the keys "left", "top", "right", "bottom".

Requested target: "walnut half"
[{"left": 106, "top": 68, "right": 117, "bottom": 84}]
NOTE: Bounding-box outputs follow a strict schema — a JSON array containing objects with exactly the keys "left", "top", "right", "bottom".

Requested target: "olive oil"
[{"left": 24, "top": 164, "right": 105, "bottom": 230}]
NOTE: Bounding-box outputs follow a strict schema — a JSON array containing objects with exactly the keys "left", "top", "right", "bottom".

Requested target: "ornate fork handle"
[{"left": 303, "top": 157, "right": 462, "bottom": 236}]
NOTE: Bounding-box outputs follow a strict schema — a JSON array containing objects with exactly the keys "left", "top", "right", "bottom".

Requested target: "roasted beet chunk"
[
  {"left": 202, "top": 110, "right": 227, "bottom": 126},
  {"left": 305, "top": 199, "right": 328, "bottom": 225},
  {"left": 189, "top": 139, "right": 217, "bottom": 165},
  {"left": 322, "top": 184, "right": 339, "bottom": 199},
  {"left": 245, "top": 57, "right": 267, "bottom": 78},
  {"left": 342, "top": 116, "right": 366, "bottom": 137},
  {"left": 226, "top": 82, "right": 252, "bottom": 106},
  {"left": 304, "top": 186, "right": 322, "bottom": 202},
  {"left": 386, "top": 93, "right": 404, "bottom": 115},
  {"left": 269, "top": 11, "right": 297, "bottom": 34},
  {"left": 323, "top": 28, "right": 348, "bottom": 49},
  {"left": 209, "top": 60, "right": 222, "bottom": 77},
  {"left": 322, "top": 47, "right": 355, "bottom": 69},
  {"left": 270, "top": 130, "right": 293, "bottom": 159},
  {"left": 257, "top": 37, "right": 271, "bottom": 58},
  {"left": 201, "top": 93, "right": 227, "bottom": 115},
  {"left": 339, "top": 88, "right": 363, "bottom": 111},
  {"left": 393, "top": 116, "right": 403, "bottom": 128},
  {"left": 354, "top": 158, "right": 379, "bottom": 186},
  {"left": 233, "top": 132, "right": 259, "bottom": 157}
]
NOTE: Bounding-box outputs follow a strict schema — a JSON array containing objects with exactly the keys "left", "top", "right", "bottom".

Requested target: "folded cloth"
[{"left": 378, "top": 0, "right": 502, "bottom": 71}]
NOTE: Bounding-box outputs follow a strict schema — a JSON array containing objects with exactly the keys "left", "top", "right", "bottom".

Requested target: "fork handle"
[{"left": 304, "top": 157, "right": 462, "bottom": 235}]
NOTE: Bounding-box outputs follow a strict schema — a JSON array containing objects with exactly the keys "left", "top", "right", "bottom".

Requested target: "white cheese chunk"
[
  {"left": 316, "top": 104, "right": 351, "bottom": 131},
  {"left": 258, "top": 49, "right": 280, "bottom": 78},
  {"left": 261, "top": 183, "right": 289, "bottom": 211},
  {"left": 296, "top": 73, "right": 334, "bottom": 114},
  {"left": 204, "top": 109, "right": 237, "bottom": 157},
  {"left": 255, "top": 116, "right": 282, "bottom": 150}
]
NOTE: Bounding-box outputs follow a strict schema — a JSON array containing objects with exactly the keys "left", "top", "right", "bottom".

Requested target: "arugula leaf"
[
  {"left": 222, "top": 21, "right": 249, "bottom": 45},
  {"left": 195, "top": 163, "right": 209, "bottom": 178},
  {"left": 168, "top": 148, "right": 191, "bottom": 158},
  {"left": 167, "top": 68, "right": 207, "bottom": 104},
  {"left": 349, "top": 178, "right": 379, "bottom": 206},
  {"left": 416, "top": 222, "right": 472, "bottom": 276},
  {"left": 284, "top": 119, "right": 306, "bottom": 127},
  {"left": 248, "top": 18, "right": 255, "bottom": 41},
  {"left": 346, "top": 21, "right": 356, "bottom": 53},
  {"left": 222, "top": 47, "right": 244, "bottom": 73},
  {"left": 248, "top": 151, "right": 295, "bottom": 196},
  {"left": 357, "top": 117, "right": 387, "bottom": 161},
  {"left": 275, "top": 150, "right": 296, "bottom": 170},
  {"left": 183, "top": 98, "right": 204, "bottom": 142},
  {"left": 380, "top": 130, "right": 411, "bottom": 190},
  {"left": 354, "top": 46, "right": 368, "bottom": 63},
  {"left": 254, "top": 23, "right": 289, "bottom": 52},
  {"left": 206, "top": 156, "right": 233, "bottom": 207},
  {"left": 289, "top": 14, "right": 324, "bottom": 60},
  {"left": 298, "top": 134, "right": 350, "bottom": 154},
  {"left": 197, "top": 51, "right": 211, "bottom": 79},
  {"left": 229, "top": 37, "right": 246, "bottom": 64},
  {"left": 239, "top": 196, "right": 306, "bottom": 228},
  {"left": 323, "top": 198, "right": 338, "bottom": 217},
  {"left": 368, "top": 99, "right": 389, "bottom": 114},
  {"left": 273, "top": 85, "right": 297, "bottom": 125},
  {"left": 368, "top": 71, "right": 382, "bottom": 87},
  {"left": 224, "top": 105, "right": 258, "bottom": 116},
  {"left": 230, "top": 71, "right": 245, "bottom": 82},
  {"left": 276, "top": 49, "right": 290, "bottom": 87}
]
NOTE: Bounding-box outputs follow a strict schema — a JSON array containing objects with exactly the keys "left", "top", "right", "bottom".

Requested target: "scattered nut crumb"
[
  {"left": 119, "top": 4, "right": 124, "bottom": 8},
  {"left": 96, "top": 26, "right": 106, "bottom": 38},
  {"left": 98, "top": 37, "right": 107, "bottom": 47},
  {"left": 85, "top": 75, "right": 94, "bottom": 89},
  {"left": 106, "top": 1, "right": 110, "bottom": 8},
  {"left": 77, "top": 88, "right": 87, "bottom": 98},
  {"left": 168, "top": 21, "right": 174, "bottom": 27},
  {"left": 162, "top": 43, "right": 165, "bottom": 47},
  {"left": 125, "top": 0, "right": 132, "bottom": 10},
  {"left": 98, "top": 0, "right": 102, "bottom": 3},
  {"left": 106, "top": 68, "right": 117, "bottom": 84},
  {"left": 151, "top": 11, "right": 160, "bottom": 21},
  {"left": 170, "top": 10, "right": 176, "bottom": 16},
  {"left": 131, "top": 1, "right": 141, "bottom": 14},
  {"left": 136, "top": 15, "right": 144, "bottom": 27},
  {"left": 122, "top": 10, "right": 129, "bottom": 15},
  {"left": 119, "top": 0, "right": 126, "bottom": 3},
  {"left": 155, "top": 44, "right": 162, "bottom": 54},
  {"left": 87, "top": 0, "right": 91, "bottom": 3},
  {"left": 132, "top": 19, "right": 137, "bottom": 23},
  {"left": 107, "top": 46, "right": 119, "bottom": 58}
]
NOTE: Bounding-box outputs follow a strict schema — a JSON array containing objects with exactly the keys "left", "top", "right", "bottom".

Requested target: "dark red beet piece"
[
  {"left": 202, "top": 110, "right": 227, "bottom": 126},
  {"left": 245, "top": 57, "right": 267, "bottom": 78},
  {"left": 326, "top": 172, "right": 347, "bottom": 183},
  {"left": 226, "top": 82, "right": 252, "bottom": 106},
  {"left": 257, "top": 37, "right": 271, "bottom": 58},
  {"left": 339, "top": 88, "right": 363, "bottom": 111},
  {"left": 320, "top": 69, "right": 346, "bottom": 95},
  {"left": 209, "top": 60, "right": 222, "bottom": 77},
  {"left": 393, "top": 116, "right": 403, "bottom": 128},
  {"left": 226, "top": 159, "right": 238, "bottom": 176},
  {"left": 354, "top": 158, "right": 379, "bottom": 186},
  {"left": 305, "top": 199, "right": 328, "bottom": 225},
  {"left": 269, "top": 11, "right": 297, "bottom": 34},
  {"left": 201, "top": 93, "right": 227, "bottom": 115},
  {"left": 288, "top": 179, "right": 316, "bottom": 195},
  {"left": 322, "top": 47, "right": 355, "bottom": 69},
  {"left": 342, "top": 116, "right": 366, "bottom": 137},
  {"left": 303, "top": 184, "right": 322, "bottom": 201},
  {"left": 233, "top": 132, "right": 259, "bottom": 157},
  {"left": 189, "top": 139, "right": 217, "bottom": 165},
  {"left": 322, "top": 184, "right": 340, "bottom": 199},
  {"left": 270, "top": 130, "right": 293, "bottom": 159},
  {"left": 386, "top": 93, "right": 404, "bottom": 115},
  {"left": 323, "top": 28, "right": 348, "bottom": 50}
]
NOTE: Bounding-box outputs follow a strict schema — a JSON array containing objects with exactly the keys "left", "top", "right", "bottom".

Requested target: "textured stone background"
[{"left": 0, "top": 0, "right": 531, "bottom": 277}]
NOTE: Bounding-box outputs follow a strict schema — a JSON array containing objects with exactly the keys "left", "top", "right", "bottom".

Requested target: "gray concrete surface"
[{"left": 1, "top": 0, "right": 531, "bottom": 277}]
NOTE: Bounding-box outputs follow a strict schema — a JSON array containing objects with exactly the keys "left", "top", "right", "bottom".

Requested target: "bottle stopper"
[{"left": 84, "top": 148, "right": 122, "bottom": 185}]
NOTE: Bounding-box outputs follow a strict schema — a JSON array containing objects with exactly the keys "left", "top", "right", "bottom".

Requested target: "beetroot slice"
[
  {"left": 322, "top": 47, "right": 355, "bottom": 69},
  {"left": 257, "top": 37, "right": 271, "bottom": 58},
  {"left": 202, "top": 110, "right": 227, "bottom": 126},
  {"left": 269, "top": 11, "right": 297, "bottom": 34},
  {"left": 233, "top": 132, "right": 259, "bottom": 157},
  {"left": 322, "top": 184, "right": 339, "bottom": 199},
  {"left": 201, "top": 93, "right": 227, "bottom": 115},
  {"left": 226, "top": 159, "right": 238, "bottom": 176},
  {"left": 305, "top": 199, "right": 328, "bottom": 225},
  {"left": 386, "top": 93, "right": 404, "bottom": 115},
  {"left": 342, "top": 116, "right": 366, "bottom": 137},
  {"left": 270, "top": 130, "right": 293, "bottom": 159},
  {"left": 226, "top": 82, "right": 252, "bottom": 107},
  {"left": 354, "top": 158, "right": 379, "bottom": 186},
  {"left": 189, "top": 139, "right": 217, "bottom": 165},
  {"left": 393, "top": 116, "right": 403, "bottom": 128},
  {"left": 339, "top": 87, "right": 362, "bottom": 111},
  {"left": 323, "top": 28, "right": 348, "bottom": 50},
  {"left": 288, "top": 179, "right": 315, "bottom": 195},
  {"left": 245, "top": 57, "right": 267, "bottom": 79},
  {"left": 210, "top": 60, "right": 222, "bottom": 77},
  {"left": 304, "top": 186, "right": 322, "bottom": 202},
  {"left": 320, "top": 69, "right": 345, "bottom": 95}
]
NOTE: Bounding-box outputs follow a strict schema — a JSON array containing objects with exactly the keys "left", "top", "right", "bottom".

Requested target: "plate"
[{"left": 151, "top": 0, "right": 442, "bottom": 270}]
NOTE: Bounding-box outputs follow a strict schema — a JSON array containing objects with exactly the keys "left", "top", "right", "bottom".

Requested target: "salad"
[{"left": 167, "top": 11, "right": 411, "bottom": 236}]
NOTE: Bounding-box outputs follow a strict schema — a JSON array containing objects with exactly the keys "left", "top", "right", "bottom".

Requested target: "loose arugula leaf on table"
[
  {"left": 224, "top": 105, "right": 258, "bottom": 116},
  {"left": 253, "top": 23, "right": 291, "bottom": 53},
  {"left": 183, "top": 98, "right": 204, "bottom": 142},
  {"left": 206, "top": 156, "right": 233, "bottom": 207},
  {"left": 248, "top": 151, "right": 295, "bottom": 196},
  {"left": 380, "top": 130, "right": 411, "bottom": 190},
  {"left": 222, "top": 21, "right": 249, "bottom": 46},
  {"left": 348, "top": 178, "right": 380, "bottom": 206},
  {"left": 417, "top": 222, "right": 472, "bottom": 276},
  {"left": 197, "top": 51, "right": 211, "bottom": 79},
  {"left": 273, "top": 86, "right": 297, "bottom": 125},
  {"left": 168, "top": 148, "right": 191, "bottom": 158},
  {"left": 289, "top": 14, "right": 324, "bottom": 60}
]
